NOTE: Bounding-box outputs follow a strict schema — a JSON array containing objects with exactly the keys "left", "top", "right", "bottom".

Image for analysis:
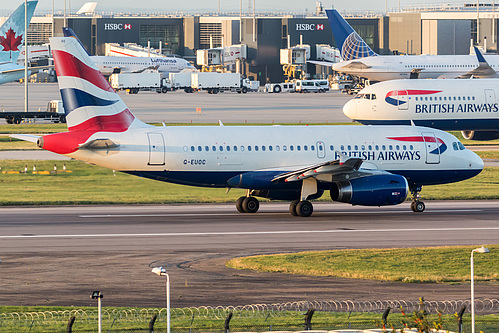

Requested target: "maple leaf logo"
[{"left": 0, "top": 28, "right": 23, "bottom": 52}]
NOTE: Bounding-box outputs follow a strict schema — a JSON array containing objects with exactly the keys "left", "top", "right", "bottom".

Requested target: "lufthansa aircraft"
[
  {"left": 343, "top": 78, "right": 499, "bottom": 141},
  {"left": 63, "top": 27, "right": 194, "bottom": 76},
  {"left": 0, "top": 1, "right": 38, "bottom": 85},
  {"left": 313, "top": 9, "right": 499, "bottom": 81},
  {"left": 12, "top": 37, "right": 484, "bottom": 216}
]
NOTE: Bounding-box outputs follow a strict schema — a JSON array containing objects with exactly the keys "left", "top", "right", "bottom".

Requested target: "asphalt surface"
[
  {"left": 0, "top": 82, "right": 354, "bottom": 124},
  {"left": 1, "top": 202, "right": 498, "bottom": 307}
]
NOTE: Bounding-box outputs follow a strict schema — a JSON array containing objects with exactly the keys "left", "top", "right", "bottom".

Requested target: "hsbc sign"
[
  {"left": 295, "top": 23, "right": 325, "bottom": 31},
  {"left": 104, "top": 23, "right": 132, "bottom": 31}
]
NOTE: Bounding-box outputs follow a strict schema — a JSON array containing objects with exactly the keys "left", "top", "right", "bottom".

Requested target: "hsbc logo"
[
  {"left": 295, "top": 23, "right": 325, "bottom": 31},
  {"left": 104, "top": 23, "right": 132, "bottom": 31}
]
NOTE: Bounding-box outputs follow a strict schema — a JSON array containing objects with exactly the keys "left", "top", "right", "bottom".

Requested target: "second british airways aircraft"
[{"left": 12, "top": 37, "right": 484, "bottom": 216}]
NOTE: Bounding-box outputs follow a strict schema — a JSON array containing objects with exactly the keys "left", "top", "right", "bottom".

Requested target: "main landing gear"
[
  {"left": 410, "top": 185, "right": 425, "bottom": 213},
  {"left": 289, "top": 200, "right": 313, "bottom": 217},
  {"left": 236, "top": 196, "right": 259, "bottom": 213}
]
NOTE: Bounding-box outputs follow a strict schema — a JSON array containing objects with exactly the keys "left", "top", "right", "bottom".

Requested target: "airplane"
[
  {"left": 63, "top": 27, "right": 194, "bottom": 77},
  {"left": 342, "top": 66, "right": 499, "bottom": 141},
  {"left": 311, "top": 9, "right": 499, "bottom": 81},
  {"left": 11, "top": 37, "right": 484, "bottom": 216},
  {"left": 0, "top": 1, "right": 38, "bottom": 85}
]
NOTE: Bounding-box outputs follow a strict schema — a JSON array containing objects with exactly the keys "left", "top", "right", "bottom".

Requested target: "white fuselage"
[
  {"left": 333, "top": 55, "right": 499, "bottom": 81},
  {"left": 343, "top": 79, "right": 499, "bottom": 130},
  {"left": 92, "top": 56, "right": 194, "bottom": 77},
  {"left": 64, "top": 125, "right": 482, "bottom": 188}
]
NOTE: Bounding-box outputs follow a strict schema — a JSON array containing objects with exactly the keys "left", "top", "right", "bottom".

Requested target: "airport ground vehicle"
[
  {"left": 191, "top": 72, "right": 251, "bottom": 94},
  {"left": 169, "top": 72, "right": 194, "bottom": 92},
  {"left": 110, "top": 72, "right": 171, "bottom": 94},
  {"left": 295, "top": 80, "right": 326, "bottom": 93},
  {"left": 264, "top": 82, "right": 296, "bottom": 93},
  {"left": 2, "top": 100, "right": 66, "bottom": 124}
]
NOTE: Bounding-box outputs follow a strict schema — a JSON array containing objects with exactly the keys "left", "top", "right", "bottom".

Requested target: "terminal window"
[{"left": 139, "top": 24, "right": 180, "bottom": 54}]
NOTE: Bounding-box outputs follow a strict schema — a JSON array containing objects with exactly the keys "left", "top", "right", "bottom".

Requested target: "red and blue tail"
[{"left": 50, "top": 37, "right": 147, "bottom": 132}]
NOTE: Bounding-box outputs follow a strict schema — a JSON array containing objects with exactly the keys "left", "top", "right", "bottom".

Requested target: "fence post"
[
  {"left": 382, "top": 307, "right": 391, "bottom": 330},
  {"left": 457, "top": 305, "right": 466, "bottom": 333},
  {"left": 66, "top": 316, "right": 76, "bottom": 333},
  {"left": 149, "top": 314, "right": 158, "bottom": 333},
  {"left": 304, "top": 308, "right": 315, "bottom": 331},
  {"left": 224, "top": 312, "right": 233, "bottom": 333}
]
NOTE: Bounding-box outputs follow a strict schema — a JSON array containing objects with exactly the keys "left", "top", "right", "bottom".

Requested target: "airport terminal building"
[{"left": 3, "top": 3, "right": 499, "bottom": 83}]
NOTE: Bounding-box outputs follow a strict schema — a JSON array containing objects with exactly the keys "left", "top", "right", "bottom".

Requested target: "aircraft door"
[
  {"left": 485, "top": 89, "right": 496, "bottom": 104},
  {"left": 316, "top": 141, "right": 325, "bottom": 159},
  {"left": 147, "top": 133, "right": 165, "bottom": 165},
  {"left": 422, "top": 132, "right": 440, "bottom": 164},
  {"left": 397, "top": 90, "right": 409, "bottom": 110}
]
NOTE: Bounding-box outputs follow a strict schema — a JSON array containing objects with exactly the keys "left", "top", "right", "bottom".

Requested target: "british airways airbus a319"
[{"left": 12, "top": 37, "right": 484, "bottom": 216}]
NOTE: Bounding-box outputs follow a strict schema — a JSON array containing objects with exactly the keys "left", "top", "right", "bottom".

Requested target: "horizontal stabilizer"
[
  {"left": 1, "top": 65, "right": 53, "bottom": 74},
  {"left": 79, "top": 138, "right": 119, "bottom": 150},
  {"left": 10, "top": 134, "right": 40, "bottom": 143}
]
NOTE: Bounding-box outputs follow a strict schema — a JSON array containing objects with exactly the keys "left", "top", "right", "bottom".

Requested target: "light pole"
[
  {"left": 91, "top": 291, "right": 103, "bottom": 333},
  {"left": 152, "top": 267, "right": 170, "bottom": 333},
  {"left": 471, "top": 246, "right": 489, "bottom": 333}
]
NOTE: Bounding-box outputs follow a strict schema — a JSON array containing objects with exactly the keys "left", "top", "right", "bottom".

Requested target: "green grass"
[
  {"left": 476, "top": 150, "right": 499, "bottom": 159},
  {"left": 0, "top": 306, "right": 496, "bottom": 333},
  {"left": 227, "top": 245, "right": 499, "bottom": 283},
  {"left": 0, "top": 160, "right": 497, "bottom": 205}
]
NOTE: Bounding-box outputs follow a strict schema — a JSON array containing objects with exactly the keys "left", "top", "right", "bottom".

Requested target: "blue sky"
[{"left": 2, "top": 1, "right": 476, "bottom": 14}]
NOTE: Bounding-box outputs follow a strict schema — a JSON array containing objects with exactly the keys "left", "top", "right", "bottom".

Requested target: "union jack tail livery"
[
  {"left": 325, "top": 9, "right": 377, "bottom": 61},
  {"left": 0, "top": 1, "right": 38, "bottom": 63}
]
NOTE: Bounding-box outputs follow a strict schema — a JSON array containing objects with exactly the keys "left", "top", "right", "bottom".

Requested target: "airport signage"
[
  {"left": 295, "top": 23, "right": 325, "bottom": 31},
  {"left": 104, "top": 23, "right": 133, "bottom": 31}
]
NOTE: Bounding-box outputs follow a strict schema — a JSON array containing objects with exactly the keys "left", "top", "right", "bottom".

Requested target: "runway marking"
[
  {"left": 79, "top": 209, "right": 482, "bottom": 218},
  {"left": 1, "top": 227, "right": 498, "bottom": 239}
]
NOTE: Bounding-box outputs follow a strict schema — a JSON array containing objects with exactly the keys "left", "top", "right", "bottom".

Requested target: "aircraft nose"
[
  {"left": 343, "top": 99, "right": 357, "bottom": 119},
  {"left": 469, "top": 150, "right": 485, "bottom": 171}
]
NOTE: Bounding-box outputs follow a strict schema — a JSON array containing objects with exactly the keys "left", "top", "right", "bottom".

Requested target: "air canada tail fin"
[
  {"left": 0, "top": 1, "right": 38, "bottom": 64},
  {"left": 325, "top": 9, "right": 377, "bottom": 61},
  {"left": 62, "top": 27, "right": 92, "bottom": 56},
  {"left": 50, "top": 37, "right": 148, "bottom": 133}
]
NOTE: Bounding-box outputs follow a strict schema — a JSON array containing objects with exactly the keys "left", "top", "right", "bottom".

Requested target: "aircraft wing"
[
  {"left": 10, "top": 134, "right": 40, "bottom": 143},
  {"left": 307, "top": 60, "right": 335, "bottom": 67},
  {"left": 458, "top": 47, "right": 498, "bottom": 78},
  {"left": 79, "top": 138, "right": 119, "bottom": 150},
  {"left": 132, "top": 65, "right": 160, "bottom": 73},
  {"left": 272, "top": 157, "right": 365, "bottom": 183},
  {"left": 338, "top": 61, "right": 371, "bottom": 70},
  {"left": 1, "top": 65, "right": 53, "bottom": 74}
]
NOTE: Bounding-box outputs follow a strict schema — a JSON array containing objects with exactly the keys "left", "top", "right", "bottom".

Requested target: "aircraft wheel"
[
  {"left": 242, "top": 86, "right": 248, "bottom": 94},
  {"left": 161, "top": 87, "right": 168, "bottom": 93},
  {"left": 289, "top": 200, "right": 300, "bottom": 216},
  {"left": 59, "top": 115, "right": 66, "bottom": 124},
  {"left": 273, "top": 85, "right": 281, "bottom": 93},
  {"left": 296, "top": 200, "right": 313, "bottom": 217},
  {"left": 413, "top": 201, "right": 425, "bottom": 213},
  {"left": 236, "top": 196, "right": 245, "bottom": 213},
  {"left": 13, "top": 115, "right": 22, "bottom": 124},
  {"left": 242, "top": 197, "right": 259, "bottom": 213}
]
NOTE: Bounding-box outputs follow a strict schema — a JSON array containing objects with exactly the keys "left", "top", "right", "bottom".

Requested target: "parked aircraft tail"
[
  {"left": 0, "top": 1, "right": 38, "bottom": 63},
  {"left": 62, "top": 27, "right": 92, "bottom": 56},
  {"left": 50, "top": 37, "right": 148, "bottom": 134},
  {"left": 325, "top": 9, "right": 377, "bottom": 61}
]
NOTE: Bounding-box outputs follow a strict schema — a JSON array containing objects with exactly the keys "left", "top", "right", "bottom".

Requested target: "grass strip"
[
  {"left": 0, "top": 160, "right": 497, "bottom": 205},
  {"left": 227, "top": 245, "right": 499, "bottom": 283}
]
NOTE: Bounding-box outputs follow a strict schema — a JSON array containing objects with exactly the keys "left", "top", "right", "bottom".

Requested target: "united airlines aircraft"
[
  {"left": 63, "top": 27, "right": 194, "bottom": 76},
  {"left": 343, "top": 78, "right": 499, "bottom": 141},
  {"left": 314, "top": 9, "right": 499, "bottom": 81},
  {"left": 12, "top": 37, "right": 484, "bottom": 216},
  {"left": 0, "top": 1, "right": 38, "bottom": 85}
]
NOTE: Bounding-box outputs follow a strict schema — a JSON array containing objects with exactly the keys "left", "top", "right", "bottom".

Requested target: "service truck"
[
  {"left": 110, "top": 72, "right": 171, "bottom": 94},
  {"left": 169, "top": 72, "right": 194, "bottom": 93},
  {"left": 191, "top": 72, "right": 250, "bottom": 94},
  {"left": 2, "top": 100, "right": 66, "bottom": 124}
]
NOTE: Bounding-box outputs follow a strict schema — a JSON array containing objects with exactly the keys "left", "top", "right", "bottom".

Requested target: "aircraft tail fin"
[
  {"left": 325, "top": 9, "right": 377, "bottom": 61},
  {"left": 0, "top": 1, "right": 38, "bottom": 64},
  {"left": 50, "top": 37, "right": 148, "bottom": 132},
  {"left": 62, "top": 27, "right": 92, "bottom": 56}
]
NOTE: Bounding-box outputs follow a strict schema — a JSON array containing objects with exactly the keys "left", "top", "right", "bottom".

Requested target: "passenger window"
[
  {"left": 276, "top": 145, "right": 280, "bottom": 151},
  {"left": 403, "top": 145, "right": 406, "bottom": 150},
  {"left": 205, "top": 146, "right": 209, "bottom": 151},
  {"left": 410, "top": 145, "right": 414, "bottom": 150},
  {"left": 198, "top": 146, "right": 202, "bottom": 151},
  {"left": 212, "top": 146, "right": 216, "bottom": 152},
  {"left": 382, "top": 145, "right": 386, "bottom": 150},
  {"left": 389, "top": 145, "right": 393, "bottom": 150},
  {"left": 240, "top": 145, "right": 245, "bottom": 151},
  {"left": 290, "top": 145, "right": 294, "bottom": 151},
  {"left": 368, "top": 145, "right": 372, "bottom": 150},
  {"left": 226, "top": 146, "right": 231, "bottom": 151},
  {"left": 329, "top": 145, "right": 334, "bottom": 151},
  {"left": 311, "top": 145, "right": 315, "bottom": 151},
  {"left": 283, "top": 145, "right": 287, "bottom": 151},
  {"left": 254, "top": 146, "right": 259, "bottom": 151},
  {"left": 304, "top": 145, "right": 308, "bottom": 151},
  {"left": 319, "top": 145, "right": 323, "bottom": 151},
  {"left": 234, "top": 146, "right": 238, "bottom": 151},
  {"left": 262, "top": 146, "right": 266, "bottom": 151},
  {"left": 248, "top": 146, "right": 252, "bottom": 151},
  {"left": 269, "top": 146, "right": 273, "bottom": 151},
  {"left": 183, "top": 146, "right": 188, "bottom": 152},
  {"left": 191, "top": 146, "right": 195, "bottom": 152},
  {"left": 297, "top": 145, "right": 301, "bottom": 151},
  {"left": 347, "top": 145, "right": 351, "bottom": 150},
  {"left": 219, "top": 146, "right": 223, "bottom": 151},
  {"left": 361, "top": 145, "right": 365, "bottom": 150},
  {"left": 354, "top": 145, "right": 358, "bottom": 150}
]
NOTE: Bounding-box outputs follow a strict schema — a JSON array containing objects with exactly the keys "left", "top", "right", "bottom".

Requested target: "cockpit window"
[
  {"left": 458, "top": 142, "right": 465, "bottom": 150},
  {"left": 364, "top": 94, "right": 370, "bottom": 99},
  {"left": 371, "top": 94, "right": 376, "bottom": 100},
  {"left": 453, "top": 142, "right": 466, "bottom": 150},
  {"left": 355, "top": 94, "right": 364, "bottom": 99}
]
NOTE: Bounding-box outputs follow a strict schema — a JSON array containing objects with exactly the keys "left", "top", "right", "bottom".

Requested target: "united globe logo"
[{"left": 341, "top": 32, "right": 377, "bottom": 61}]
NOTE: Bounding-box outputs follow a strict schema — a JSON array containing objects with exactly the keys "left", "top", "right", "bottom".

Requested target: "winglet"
[{"left": 474, "top": 46, "right": 487, "bottom": 64}]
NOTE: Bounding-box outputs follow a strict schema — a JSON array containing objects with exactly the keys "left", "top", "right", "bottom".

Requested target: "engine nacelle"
[
  {"left": 330, "top": 174, "right": 408, "bottom": 206},
  {"left": 461, "top": 130, "right": 499, "bottom": 141}
]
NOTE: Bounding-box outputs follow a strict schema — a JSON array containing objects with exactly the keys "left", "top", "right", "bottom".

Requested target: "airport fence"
[{"left": 0, "top": 299, "right": 498, "bottom": 332}]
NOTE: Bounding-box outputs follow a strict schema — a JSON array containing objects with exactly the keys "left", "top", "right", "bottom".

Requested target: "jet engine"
[
  {"left": 330, "top": 174, "right": 408, "bottom": 206},
  {"left": 461, "top": 130, "right": 499, "bottom": 141}
]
